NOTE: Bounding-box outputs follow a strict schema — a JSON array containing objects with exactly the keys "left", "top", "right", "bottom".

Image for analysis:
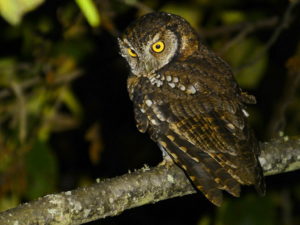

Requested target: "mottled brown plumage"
[{"left": 118, "top": 12, "right": 265, "bottom": 206}]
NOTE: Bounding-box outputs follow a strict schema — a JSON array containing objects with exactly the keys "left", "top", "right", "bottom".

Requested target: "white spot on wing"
[
  {"left": 155, "top": 80, "right": 163, "bottom": 87},
  {"left": 227, "top": 123, "right": 235, "bottom": 130},
  {"left": 173, "top": 77, "right": 179, "bottom": 83},
  {"left": 157, "top": 113, "right": 166, "bottom": 121},
  {"left": 191, "top": 157, "right": 200, "bottom": 162},
  {"left": 166, "top": 75, "right": 172, "bottom": 82},
  {"left": 168, "top": 82, "right": 175, "bottom": 88},
  {"left": 178, "top": 84, "right": 186, "bottom": 91},
  {"left": 150, "top": 77, "right": 156, "bottom": 84},
  {"left": 152, "top": 105, "right": 166, "bottom": 121},
  {"left": 145, "top": 99, "right": 153, "bottom": 107},
  {"left": 151, "top": 119, "right": 159, "bottom": 125},
  {"left": 242, "top": 109, "right": 249, "bottom": 117},
  {"left": 186, "top": 85, "right": 196, "bottom": 94}
]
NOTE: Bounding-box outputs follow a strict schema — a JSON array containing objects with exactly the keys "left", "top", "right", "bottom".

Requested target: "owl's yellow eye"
[
  {"left": 128, "top": 48, "right": 137, "bottom": 57},
  {"left": 152, "top": 41, "right": 165, "bottom": 53}
]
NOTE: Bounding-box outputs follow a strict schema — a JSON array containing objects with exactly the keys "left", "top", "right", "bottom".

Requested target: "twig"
[
  {"left": 266, "top": 68, "right": 300, "bottom": 138},
  {"left": 220, "top": 17, "right": 278, "bottom": 54},
  {"left": 0, "top": 136, "right": 300, "bottom": 224},
  {"left": 97, "top": 0, "right": 120, "bottom": 37},
  {"left": 120, "top": 0, "right": 153, "bottom": 14},
  {"left": 0, "top": 77, "right": 40, "bottom": 99},
  {"left": 200, "top": 17, "right": 278, "bottom": 38},
  {"left": 10, "top": 82, "right": 27, "bottom": 143},
  {"left": 266, "top": 42, "right": 300, "bottom": 138},
  {"left": 0, "top": 71, "right": 82, "bottom": 100},
  {"left": 235, "top": 0, "right": 300, "bottom": 72}
]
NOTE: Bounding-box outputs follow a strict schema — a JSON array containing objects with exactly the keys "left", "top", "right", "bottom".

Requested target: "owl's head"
[{"left": 118, "top": 12, "right": 199, "bottom": 76}]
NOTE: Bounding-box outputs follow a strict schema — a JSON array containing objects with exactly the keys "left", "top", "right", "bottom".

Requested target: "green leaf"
[
  {"left": 75, "top": 0, "right": 100, "bottom": 27},
  {"left": 197, "top": 216, "right": 211, "bottom": 225},
  {"left": 224, "top": 38, "right": 267, "bottom": 89},
  {"left": 60, "top": 87, "right": 83, "bottom": 117},
  {"left": 220, "top": 10, "right": 246, "bottom": 24},
  {"left": 0, "top": 0, "right": 44, "bottom": 25},
  {"left": 25, "top": 140, "right": 58, "bottom": 199},
  {"left": 0, "top": 194, "right": 20, "bottom": 212},
  {"left": 0, "top": 58, "right": 16, "bottom": 85},
  {"left": 236, "top": 53, "right": 267, "bottom": 89},
  {"left": 215, "top": 194, "right": 276, "bottom": 225}
]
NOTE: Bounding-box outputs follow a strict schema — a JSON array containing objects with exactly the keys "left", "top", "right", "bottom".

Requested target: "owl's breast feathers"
[{"left": 127, "top": 56, "right": 265, "bottom": 206}]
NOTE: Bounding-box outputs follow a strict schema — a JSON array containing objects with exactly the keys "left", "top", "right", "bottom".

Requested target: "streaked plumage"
[{"left": 118, "top": 12, "right": 265, "bottom": 206}]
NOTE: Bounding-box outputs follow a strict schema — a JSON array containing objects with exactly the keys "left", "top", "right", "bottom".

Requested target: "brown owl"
[{"left": 118, "top": 12, "right": 265, "bottom": 206}]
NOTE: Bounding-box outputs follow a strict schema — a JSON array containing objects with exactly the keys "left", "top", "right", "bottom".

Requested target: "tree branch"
[
  {"left": 200, "top": 17, "right": 278, "bottom": 38},
  {"left": 266, "top": 44, "right": 300, "bottom": 138},
  {"left": 0, "top": 137, "right": 300, "bottom": 224},
  {"left": 259, "top": 137, "right": 300, "bottom": 175},
  {"left": 219, "top": 17, "right": 278, "bottom": 54}
]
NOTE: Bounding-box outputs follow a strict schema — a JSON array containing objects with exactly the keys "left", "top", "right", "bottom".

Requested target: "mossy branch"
[{"left": 0, "top": 136, "right": 300, "bottom": 225}]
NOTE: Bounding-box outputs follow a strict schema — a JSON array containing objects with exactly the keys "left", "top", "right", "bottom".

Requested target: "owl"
[{"left": 118, "top": 12, "right": 265, "bottom": 206}]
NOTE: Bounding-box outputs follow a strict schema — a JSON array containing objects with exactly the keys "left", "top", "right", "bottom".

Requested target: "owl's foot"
[{"left": 158, "top": 155, "right": 174, "bottom": 168}]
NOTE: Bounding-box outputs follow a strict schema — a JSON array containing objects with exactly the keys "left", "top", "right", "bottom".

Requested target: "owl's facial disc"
[{"left": 119, "top": 29, "right": 178, "bottom": 77}]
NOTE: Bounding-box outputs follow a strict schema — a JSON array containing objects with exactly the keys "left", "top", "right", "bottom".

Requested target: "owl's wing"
[
  {"left": 145, "top": 92, "right": 264, "bottom": 205},
  {"left": 134, "top": 107, "right": 148, "bottom": 133},
  {"left": 128, "top": 72, "right": 264, "bottom": 206},
  {"left": 165, "top": 96, "right": 260, "bottom": 182}
]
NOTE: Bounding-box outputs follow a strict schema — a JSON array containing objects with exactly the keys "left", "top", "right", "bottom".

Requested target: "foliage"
[{"left": 0, "top": 0, "right": 44, "bottom": 25}]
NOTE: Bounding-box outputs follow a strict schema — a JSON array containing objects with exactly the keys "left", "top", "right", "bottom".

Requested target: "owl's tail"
[
  {"left": 254, "top": 166, "right": 266, "bottom": 196},
  {"left": 159, "top": 131, "right": 241, "bottom": 206},
  {"left": 251, "top": 132, "right": 266, "bottom": 196}
]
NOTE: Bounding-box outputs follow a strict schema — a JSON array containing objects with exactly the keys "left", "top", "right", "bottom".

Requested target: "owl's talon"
[{"left": 158, "top": 158, "right": 174, "bottom": 167}]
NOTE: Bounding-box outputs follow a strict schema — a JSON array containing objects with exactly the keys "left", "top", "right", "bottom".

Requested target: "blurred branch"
[
  {"left": 219, "top": 17, "right": 278, "bottom": 54},
  {"left": 11, "top": 82, "right": 27, "bottom": 143},
  {"left": 97, "top": 0, "right": 119, "bottom": 36},
  {"left": 1, "top": 137, "right": 300, "bottom": 224},
  {"left": 266, "top": 49, "right": 300, "bottom": 138},
  {"left": 235, "top": 0, "right": 300, "bottom": 72},
  {"left": 0, "top": 77, "right": 40, "bottom": 99},
  {"left": 0, "top": 70, "right": 82, "bottom": 100},
  {"left": 201, "top": 16, "right": 278, "bottom": 38},
  {"left": 119, "top": 0, "right": 153, "bottom": 14}
]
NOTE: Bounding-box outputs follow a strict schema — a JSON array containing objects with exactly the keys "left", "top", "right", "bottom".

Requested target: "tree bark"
[{"left": 0, "top": 136, "right": 299, "bottom": 225}]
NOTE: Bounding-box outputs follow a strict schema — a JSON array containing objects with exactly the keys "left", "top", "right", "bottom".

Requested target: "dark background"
[{"left": 0, "top": 0, "right": 300, "bottom": 224}]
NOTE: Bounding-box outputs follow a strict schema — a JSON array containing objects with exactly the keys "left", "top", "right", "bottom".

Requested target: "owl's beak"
[
  {"left": 144, "top": 63, "right": 154, "bottom": 74},
  {"left": 143, "top": 57, "right": 158, "bottom": 74}
]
